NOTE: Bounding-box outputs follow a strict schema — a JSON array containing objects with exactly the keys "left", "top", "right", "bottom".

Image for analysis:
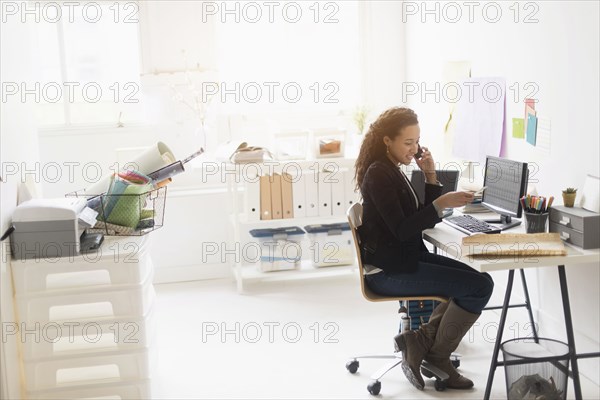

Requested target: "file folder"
[
  {"left": 318, "top": 171, "right": 333, "bottom": 217},
  {"left": 281, "top": 173, "right": 294, "bottom": 219},
  {"left": 271, "top": 173, "right": 283, "bottom": 219},
  {"left": 344, "top": 170, "right": 359, "bottom": 211},
  {"left": 291, "top": 172, "right": 306, "bottom": 218},
  {"left": 331, "top": 170, "right": 346, "bottom": 216},
  {"left": 260, "top": 174, "right": 272, "bottom": 220},
  {"left": 245, "top": 177, "right": 261, "bottom": 222},
  {"left": 304, "top": 170, "right": 319, "bottom": 217}
]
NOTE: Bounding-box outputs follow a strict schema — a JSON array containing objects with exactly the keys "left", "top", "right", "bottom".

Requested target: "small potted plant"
[{"left": 562, "top": 187, "right": 577, "bottom": 207}]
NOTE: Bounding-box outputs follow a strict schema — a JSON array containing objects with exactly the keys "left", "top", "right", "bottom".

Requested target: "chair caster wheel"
[
  {"left": 434, "top": 379, "right": 447, "bottom": 391},
  {"left": 346, "top": 360, "right": 359, "bottom": 374},
  {"left": 367, "top": 380, "right": 381, "bottom": 395}
]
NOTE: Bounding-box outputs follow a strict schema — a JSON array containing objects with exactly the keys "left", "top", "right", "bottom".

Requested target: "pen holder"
[{"left": 524, "top": 212, "right": 549, "bottom": 233}]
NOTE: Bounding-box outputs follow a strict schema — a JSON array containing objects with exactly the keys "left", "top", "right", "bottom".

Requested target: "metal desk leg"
[
  {"left": 484, "top": 269, "right": 515, "bottom": 400},
  {"left": 558, "top": 265, "right": 582, "bottom": 400},
  {"left": 519, "top": 269, "right": 539, "bottom": 342}
]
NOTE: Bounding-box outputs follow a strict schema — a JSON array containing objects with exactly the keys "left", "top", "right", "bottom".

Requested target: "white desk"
[{"left": 422, "top": 213, "right": 600, "bottom": 400}]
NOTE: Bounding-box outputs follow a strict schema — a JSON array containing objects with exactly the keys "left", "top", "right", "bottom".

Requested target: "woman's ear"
[{"left": 383, "top": 136, "right": 392, "bottom": 147}]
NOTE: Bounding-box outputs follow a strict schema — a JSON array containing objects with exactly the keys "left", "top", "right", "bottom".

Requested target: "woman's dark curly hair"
[{"left": 354, "top": 107, "right": 419, "bottom": 190}]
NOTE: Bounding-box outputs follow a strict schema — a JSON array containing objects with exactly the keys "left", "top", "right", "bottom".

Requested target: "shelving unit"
[{"left": 226, "top": 158, "right": 360, "bottom": 292}]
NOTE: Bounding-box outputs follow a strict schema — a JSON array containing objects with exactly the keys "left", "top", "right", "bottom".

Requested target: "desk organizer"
[
  {"left": 67, "top": 186, "right": 167, "bottom": 236},
  {"left": 549, "top": 205, "right": 600, "bottom": 249}
]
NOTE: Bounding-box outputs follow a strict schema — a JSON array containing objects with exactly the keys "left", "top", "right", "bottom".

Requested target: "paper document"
[{"left": 452, "top": 77, "right": 506, "bottom": 164}]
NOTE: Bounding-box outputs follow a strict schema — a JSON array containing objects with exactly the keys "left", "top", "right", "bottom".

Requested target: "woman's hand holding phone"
[{"left": 414, "top": 145, "right": 436, "bottom": 182}]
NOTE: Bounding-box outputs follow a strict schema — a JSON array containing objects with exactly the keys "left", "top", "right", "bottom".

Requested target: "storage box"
[
  {"left": 304, "top": 223, "right": 354, "bottom": 267},
  {"left": 549, "top": 206, "right": 600, "bottom": 249},
  {"left": 249, "top": 227, "right": 304, "bottom": 272}
]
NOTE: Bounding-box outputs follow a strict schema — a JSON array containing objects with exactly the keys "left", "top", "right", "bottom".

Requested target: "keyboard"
[{"left": 443, "top": 214, "right": 501, "bottom": 235}]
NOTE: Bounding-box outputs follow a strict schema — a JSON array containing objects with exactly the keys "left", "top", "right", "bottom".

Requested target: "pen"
[{"left": 547, "top": 196, "right": 554, "bottom": 211}]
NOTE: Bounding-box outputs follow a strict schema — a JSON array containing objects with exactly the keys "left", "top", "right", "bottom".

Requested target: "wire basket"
[{"left": 67, "top": 186, "right": 167, "bottom": 236}]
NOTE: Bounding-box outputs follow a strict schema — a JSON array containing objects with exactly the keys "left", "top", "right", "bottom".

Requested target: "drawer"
[
  {"left": 549, "top": 222, "right": 599, "bottom": 249},
  {"left": 550, "top": 206, "right": 599, "bottom": 233}
]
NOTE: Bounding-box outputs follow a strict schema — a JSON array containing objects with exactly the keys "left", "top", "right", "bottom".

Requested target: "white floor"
[{"left": 152, "top": 274, "right": 600, "bottom": 399}]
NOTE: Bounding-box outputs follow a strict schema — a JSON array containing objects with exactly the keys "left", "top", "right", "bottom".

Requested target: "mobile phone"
[{"left": 414, "top": 145, "right": 423, "bottom": 159}]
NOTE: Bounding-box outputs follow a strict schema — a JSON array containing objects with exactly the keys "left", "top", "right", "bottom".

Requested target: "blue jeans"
[{"left": 365, "top": 252, "right": 494, "bottom": 314}]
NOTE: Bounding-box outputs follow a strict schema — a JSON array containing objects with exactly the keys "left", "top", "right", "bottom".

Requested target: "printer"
[{"left": 9, "top": 198, "right": 102, "bottom": 260}]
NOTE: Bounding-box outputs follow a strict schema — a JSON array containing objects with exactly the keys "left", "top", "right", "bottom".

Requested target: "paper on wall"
[
  {"left": 452, "top": 77, "right": 506, "bottom": 164},
  {"left": 580, "top": 174, "right": 600, "bottom": 213}
]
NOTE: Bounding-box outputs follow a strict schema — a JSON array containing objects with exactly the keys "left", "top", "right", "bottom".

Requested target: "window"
[
  {"left": 213, "top": 1, "right": 361, "bottom": 115},
  {"left": 33, "top": 1, "right": 142, "bottom": 127}
]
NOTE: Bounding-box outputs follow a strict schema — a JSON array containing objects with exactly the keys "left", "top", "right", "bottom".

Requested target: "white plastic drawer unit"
[
  {"left": 23, "top": 346, "right": 156, "bottom": 391},
  {"left": 15, "top": 270, "right": 155, "bottom": 325},
  {"left": 11, "top": 235, "right": 151, "bottom": 294},
  {"left": 26, "top": 379, "right": 152, "bottom": 400},
  {"left": 20, "top": 306, "right": 157, "bottom": 360}
]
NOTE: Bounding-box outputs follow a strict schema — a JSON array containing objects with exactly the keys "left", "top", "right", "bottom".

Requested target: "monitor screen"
[
  {"left": 481, "top": 156, "right": 528, "bottom": 218},
  {"left": 410, "top": 169, "right": 460, "bottom": 203}
]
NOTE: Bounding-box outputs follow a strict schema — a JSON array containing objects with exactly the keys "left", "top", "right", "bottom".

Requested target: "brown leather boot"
[
  {"left": 422, "top": 299, "right": 480, "bottom": 389},
  {"left": 393, "top": 302, "right": 448, "bottom": 390}
]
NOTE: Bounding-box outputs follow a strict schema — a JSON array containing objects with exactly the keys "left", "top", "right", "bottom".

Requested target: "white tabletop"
[{"left": 423, "top": 212, "right": 600, "bottom": 273}]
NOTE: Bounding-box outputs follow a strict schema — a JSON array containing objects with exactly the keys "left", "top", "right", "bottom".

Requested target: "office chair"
[{"left": 345, "top": 203, "right": 453, "bottom": 395}]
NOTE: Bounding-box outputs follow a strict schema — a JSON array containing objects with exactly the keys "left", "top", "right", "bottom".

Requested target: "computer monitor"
[
  {"left": 481, "top": 156, "right": 529, "bottom": 231},
  {"left": 410, "top": 169, "right": 460, "bottom": 203}
]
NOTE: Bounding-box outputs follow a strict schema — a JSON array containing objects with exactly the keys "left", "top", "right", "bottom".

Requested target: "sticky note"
[
  {"left": 525, "top": 98, "right": 536, "bottom": 116},
  {"left": 512, "top": 118, "right": 525, "bottom": 138},
  {"left": 526, "top": 114, "right": 538, "bottom": 145}
]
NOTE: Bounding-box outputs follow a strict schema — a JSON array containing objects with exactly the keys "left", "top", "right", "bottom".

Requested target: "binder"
[
  {"left": 304, "top": 170, "right": 319, "bottom": 217},
  {"left": 281, "top": 172, "right": 294, "bottom": 219},
  {"left": 291, "top": 171, "right": 306, "bottom": 218},
  {"left": 270, "top": 173, "right": 283, "bottom": 220},
  {"left": 331, "top": 170, "right": 346, "bottom": 216},
  {"left": 344, "top": 170, "right": 359, "bottom": 211},
  {"left": 245, "top": 177, "right": 261, "bottom": 222},
  {"left": 318, "top": 170, "right": 333, "bottom": 217},
  {"left": 260, "top": 175, "right": 272, "bottom": 220}
]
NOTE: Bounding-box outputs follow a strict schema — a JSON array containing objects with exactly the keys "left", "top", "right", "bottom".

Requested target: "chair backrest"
[{"left": 347, "top": 202, "right": 448, "bottom": 304}]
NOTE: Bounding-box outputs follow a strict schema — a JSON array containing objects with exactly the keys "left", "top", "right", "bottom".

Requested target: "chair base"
[{"left": 345, "top": 352, "right": 453, "bottom": 395}]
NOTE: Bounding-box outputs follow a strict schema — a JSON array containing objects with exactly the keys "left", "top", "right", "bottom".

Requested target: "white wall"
[
  {"left": 403, "top": 0, "right": 599, "bottom": 385},
  {"left": 0, "top": 14, "right": 42, "bottom": 399}
]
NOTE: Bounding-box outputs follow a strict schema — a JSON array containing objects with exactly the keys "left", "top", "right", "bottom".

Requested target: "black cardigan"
[{"left": 359, "top": 158, "right": 443, "bottom": 274}]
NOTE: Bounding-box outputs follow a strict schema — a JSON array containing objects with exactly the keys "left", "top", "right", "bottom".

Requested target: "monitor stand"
[{"left": 483, "top": 214, "right": 521, "bottom": 231}]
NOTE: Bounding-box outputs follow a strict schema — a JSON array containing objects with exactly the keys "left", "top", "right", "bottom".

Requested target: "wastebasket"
[{"left": 501, "top": 338, "right": 570, "bottom": 400}]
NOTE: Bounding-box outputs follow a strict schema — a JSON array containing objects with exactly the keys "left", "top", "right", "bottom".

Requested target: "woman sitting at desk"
[{"left": 355, "top": 107, "right": 494, "bottom": 390}]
